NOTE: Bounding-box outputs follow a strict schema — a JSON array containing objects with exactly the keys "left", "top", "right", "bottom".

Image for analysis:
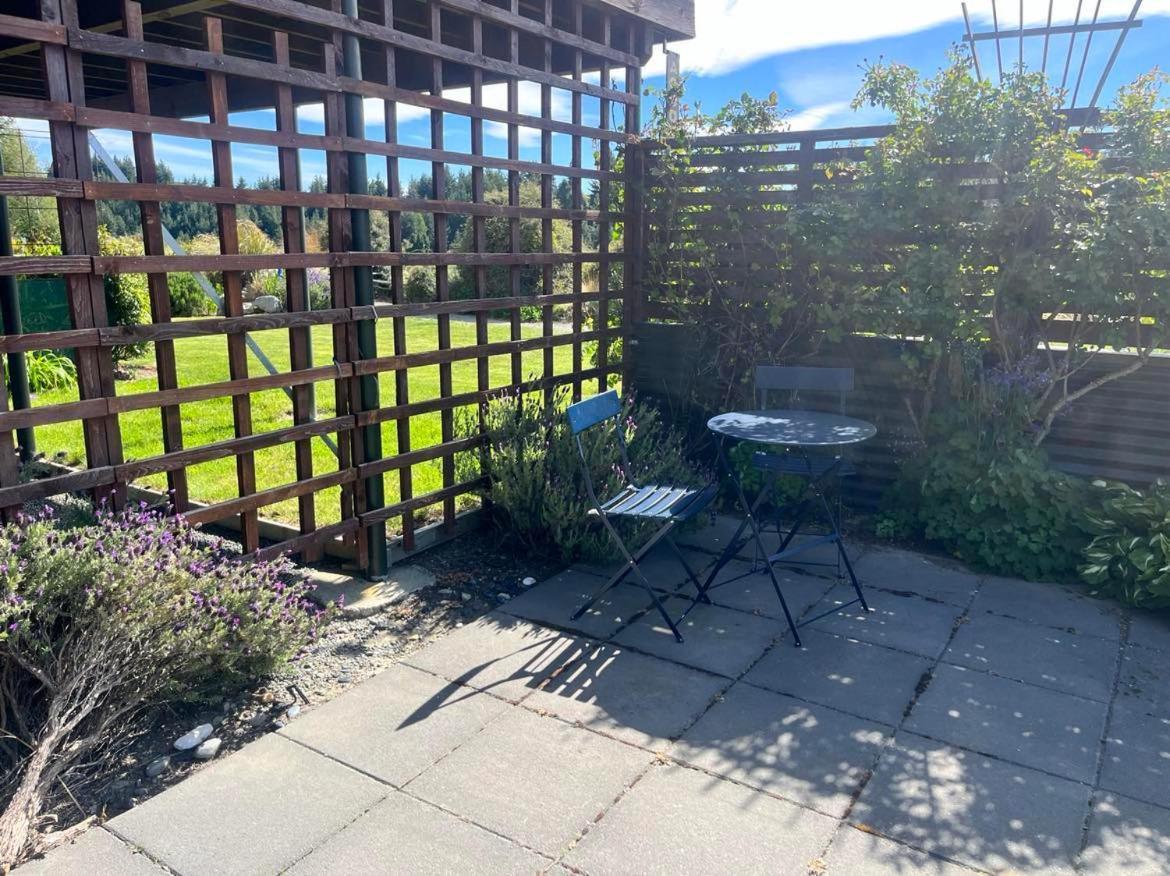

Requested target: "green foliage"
[
  {"left": 889, "top": 406, "right": 1089, "bottom": 581},
  {"left": 640, "top": 81, "right": 849, "bottom": 409},
  {"left": 1081, "top": 480, "right": 1170, "bottom": 609},
  {"left": 460, "top": 389, "right": 703, "bottom": 562},
  {"left": 0, "top": 119, "right": 58, "bottom": 245},
  {"left": 24, "top": 350, "right": 77, "bottom": 393},
  {"left": 403, "top": 265, "right": 436, "bottom": 303},
  {"left": 168, "top": 272, "right": 218, "bottom": 317},
  {"left": 804, "top": 58, "right": 1170, "bottom": 446}
]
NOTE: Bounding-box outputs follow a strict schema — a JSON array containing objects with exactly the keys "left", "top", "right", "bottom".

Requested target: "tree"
[
  {"left": 801, "top": 58, "right": 1170, "bottom": 445},
  {"left": 0, "top": 118, "right": 58, "bottom": 244}
]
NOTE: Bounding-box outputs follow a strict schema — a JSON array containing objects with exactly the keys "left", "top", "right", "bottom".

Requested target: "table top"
[{"left": 706, "top": 409, "right": 877, "bottom": 447}]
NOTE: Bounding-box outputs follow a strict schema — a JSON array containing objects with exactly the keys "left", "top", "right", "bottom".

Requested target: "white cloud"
[
  {"left": 651, "top": 0, "right": 1170, "bottom": 79},
  {"left": 786, "top": 100, "right": 852, "bottom": 131},
  {"left": 295, "top": 98, "right": 429, "bottom": 128}
]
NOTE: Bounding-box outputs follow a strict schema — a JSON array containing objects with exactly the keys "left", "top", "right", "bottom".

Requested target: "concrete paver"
[
  {"left": 564, "top": 764, "right": 838, "bottom": 876},
  {"left": 970, "top": 576, "right": 1122, "bottom": 640},
  {"left": 1099, "top": 701, "right": 1170, "bottom": 810},
  {"left": 110, "top": 734, "right": 386, "bottom": 876},
  {"left": 278, "top": 663, "right": 510, "bottom": 787},
  {"left": 854, "top": 547, "right": 980, "bottom": 607},
  {"left": 285, "top": 790, "right": 548, "bottom": 875},
  {"left": 611, "top": 596, "right": 782, "bottom": 678},
  {"left": 851, "top": 733, "right": 1092, "bottom": 874},
  {"left": 904, "top": 663, "right": 1108, "bottom": 783},
  {"left": 16, "top": 828, "right": 165, "bottom": 876},
  {"left": 943, "top": 611, "right": 1118, "bottom": 702},
  {"left": 405, "top": 707, "right": 651, "bottom": 856},
  {"left": 500, "top": 570, "right": 658, "bottom": 639},
  {"left": 672, "top": 681, "right": 891, "bottom": 817},
  {"left": 744, "top": 629, "right": 932, "bottom": 726},
  {"left": 1079, "top": 792, "right": 1170, "bottom": 876},
  {"left": 402, "top": 612, "right": 585, "bottom": 703},
  {"left": 523, "top": 642, "right": 727, "bottom": 749},
  {"left": 809, "top": 591, "right": 963, "bottom": 659}
]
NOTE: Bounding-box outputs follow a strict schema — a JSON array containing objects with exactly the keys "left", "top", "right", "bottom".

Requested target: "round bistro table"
[{"left": 699, "top": 409, "right": 877, "bottom": 647}]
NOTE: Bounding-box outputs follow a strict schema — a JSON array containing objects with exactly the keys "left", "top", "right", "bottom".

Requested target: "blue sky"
[
  {"left": 15, "top": 1, "right": 1165, "bottom": 187},
  {"left": 644, "top": 0, "right": 1169, "bottom": 132}
]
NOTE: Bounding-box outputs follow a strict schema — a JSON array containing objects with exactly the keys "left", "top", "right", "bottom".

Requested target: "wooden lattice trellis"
[{"left": 0, "top": 0, "right": 684, "bottom": 571}]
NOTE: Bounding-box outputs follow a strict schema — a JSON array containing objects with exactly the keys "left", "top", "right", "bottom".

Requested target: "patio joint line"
[
  {"left": 816, "top": 573, "right": 988, "bottom": 874},
  {"left": 931, "top": 658, "right": 1117, "bottom": 706},
  {"left": 80, "top": 826, "right": 183, "bottom": 876},
  {"left": 1073, "top": 609, "right": 1131, "bottom": 867},
  {"left": 274, "top": 791, "right": 393, "bottom": 874},
  {"left": 277, "top": 710, "right": 561, "bottom": 868}
]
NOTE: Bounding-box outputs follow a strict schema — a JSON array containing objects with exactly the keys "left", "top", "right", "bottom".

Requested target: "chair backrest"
[
  {"left": 754, "top": 365, "right": 854, "bottom": 412},
  {"left": 566, "top": 389, "right": 622, "bottom": 435}
]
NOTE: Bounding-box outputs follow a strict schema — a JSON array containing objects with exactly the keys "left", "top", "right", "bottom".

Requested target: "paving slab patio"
[{"left": 22, "top": 520, "right": 1170, "bottom": 875}]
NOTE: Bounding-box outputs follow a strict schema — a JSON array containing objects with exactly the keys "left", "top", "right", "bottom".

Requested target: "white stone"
[
  {"left": 174, "top": 723, "right": 213, "bottom": 751},
  {"left": 193, "top": 737, "right": 222, "bottom": 760},
  {"left": 522, "top": 577, "right": 537, "bottom": 587},
  {"left": 253, "top": 294, "right": 282, "bottom": 313},
  {"left": 285, "top": 704, "right": 302, "bottom": 720}
]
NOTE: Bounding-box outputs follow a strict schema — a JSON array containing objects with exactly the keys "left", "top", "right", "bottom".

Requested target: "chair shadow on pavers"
[
  {"left": 851, "top": 733, "right": 1094, "bottom": 874},
  {"left": 404, "top": 611, "right": 729, "bottom": 750}
]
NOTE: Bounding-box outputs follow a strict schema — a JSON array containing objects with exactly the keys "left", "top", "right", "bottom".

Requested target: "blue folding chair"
[{"left": 567, "top": 390, "right": 719, "bottom": 643}]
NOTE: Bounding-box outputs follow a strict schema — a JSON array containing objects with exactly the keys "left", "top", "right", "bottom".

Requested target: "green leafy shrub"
[
  {"left": 24, "top": 350, "right": 77, "bottom": 393},
  {"left": 168, "top": 272, "right": 218, "bottom": 317},
  {"left": 886, "top": 400, "right": 1090, "bottom": 581},
  {"left": 403, "top": 265, "right": 436, "bottom": 303},
  {"left": 1081, "top": 480, "right": 1170, "bottom": 609},
  {"left": 0, "top": 504, "right": 329, "bottom": 865},
  {"left": 460, "top": 389, "right": 704, "bottom": 562},
  {"left": 307, "top": 267, "right": 332, "bottom": 311},
  {"left": 102, "top": 273, "right": 148, "bottom": 363}
]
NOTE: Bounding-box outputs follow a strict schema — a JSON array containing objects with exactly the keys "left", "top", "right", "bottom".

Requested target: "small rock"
[
  {"left": 174, "top": 723, "right": 213, "bottom": 751},
  {"left": 460, "top": 592, "right": 472, "bottom": 602},
  {"left": 144, "top": 757, "right": 170, "bottom": 779},
  {"left": 252, "top": 294, "right": 282, "bottom": 313},
  {"left": 522, "top": 576, "right": 537, "bottom": 587},
  {"left": 285, "top": 704, "right": 301, "bottom": 720},
  {"left": 273, "top": 718, "right": 288, "bottom": 729},
  {"left": 193, "top": 738, "right": 222, "bottom": 761},
  {"left": 248, "top": 711, "right": 271, "bottom": 728},
  {"left": 336, "top": 674, "right": 352, "bottom": 685},
  {"left": 496, "top": 593, "right": 511, "bottom": 602}
]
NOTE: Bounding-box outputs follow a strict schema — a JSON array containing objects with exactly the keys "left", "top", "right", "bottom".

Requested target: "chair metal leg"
[
  {"left": 667, "top": 534, "right": 710, "bottom": 603},
  {"left": 572, "top": 516, "right": 686, "bottom": 643}
]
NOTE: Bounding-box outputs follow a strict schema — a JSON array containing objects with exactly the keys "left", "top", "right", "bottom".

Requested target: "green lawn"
[{"left": 35, "top": 317, "right": 581, "bottom": 527}]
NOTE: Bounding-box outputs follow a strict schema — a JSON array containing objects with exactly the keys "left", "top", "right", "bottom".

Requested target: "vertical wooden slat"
[
  {"left": 621, "top": 22, "right": 645, "bottom": 386},
  {"left": 507, "top": 0, "right": 522, "bottom": 389},
  {"left": 470, "top": 11, "right": 491, "bottom": 492},
  {"left": 123, "top": 0, "right": 188, "bottom": 512},
  {"left": 42, "top": 0, "right": 123, "bottom": 508},
  {"left": 0, "top": 371, "right": 19, "bottom": 523},
  {"left": 204, "top": 16, "right": 260, "bottom": 552},
  {"left": 383, "top": 0, "right": 415, "bottom": 551},
  {"left": 570, "top": 2, "right": 584, "bottom": 402},
  {"left": 596, "top": 12, "right": 612, "bottom": 393},
  {"left": 273, "top": 28, "right": 320, "bottom": 561},
  {"left": 324, "top": 21, "right": 365, "bottom": 566},
  {"left": 429, "top": 1, "right": 456, "bottom": 530},
  {"left": 540, "top": 0, "right": 555, "bottom": 407}
]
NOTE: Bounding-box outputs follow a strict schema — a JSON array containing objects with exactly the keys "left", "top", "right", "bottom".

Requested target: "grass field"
[{"left": 34, "top": 317, "right": 581, "bottom": 527}]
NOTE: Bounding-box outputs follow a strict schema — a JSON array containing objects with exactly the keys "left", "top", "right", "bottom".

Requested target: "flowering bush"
[
  {"left": 459, "top": 389, "right": 704, "bottom": 562},
  {"left": 0, "top": 504, "right": 328, "bottom": 866}
]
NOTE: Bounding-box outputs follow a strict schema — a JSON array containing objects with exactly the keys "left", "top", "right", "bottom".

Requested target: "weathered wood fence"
[
  {"left": 628, "top": 125, "right": 1170, "bottom": 506},
  {"left": 0, "top": 0, "right": 662, "bottom": 571}
]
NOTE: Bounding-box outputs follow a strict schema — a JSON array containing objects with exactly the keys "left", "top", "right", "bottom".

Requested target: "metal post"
[
  {"left": 342, "top": 0, "right": 388, "bottom": 577},
  {"left": 0, "top": 152, "right": 36, "bottom": 463}
]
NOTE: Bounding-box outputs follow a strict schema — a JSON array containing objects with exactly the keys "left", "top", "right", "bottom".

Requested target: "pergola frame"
[{"left": 0, "top": 0, "right": 691, "bottom": 573}]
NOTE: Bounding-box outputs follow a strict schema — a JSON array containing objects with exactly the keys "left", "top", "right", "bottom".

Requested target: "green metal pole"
[
  {"left": 0, "top": 152, "right": 36, "bottom": 463},
  {"left": 342, "top": 0, "right": 388, "bottom": 577}
]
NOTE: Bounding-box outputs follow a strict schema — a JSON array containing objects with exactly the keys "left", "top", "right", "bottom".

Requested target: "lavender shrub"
[{"left": 0, "top": 504, "right": 329, "bottom": 867}]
